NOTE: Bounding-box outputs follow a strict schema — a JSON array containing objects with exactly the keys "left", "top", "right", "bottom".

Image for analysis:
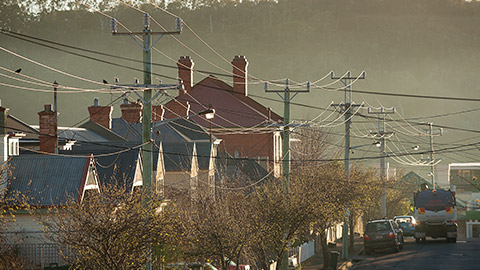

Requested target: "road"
[{"left": 352, "top": 237, "right": 480, "bottom": 270}]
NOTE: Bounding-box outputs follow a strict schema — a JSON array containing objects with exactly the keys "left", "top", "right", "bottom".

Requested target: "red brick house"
[{"left": 163, "top": 55, "right": 283, "bottom": 177}]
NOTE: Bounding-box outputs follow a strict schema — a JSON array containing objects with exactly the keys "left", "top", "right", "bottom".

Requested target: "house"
[
  {"left": 163, "top": 55, "right": 283, "bottom": 177},
  {"left": 77, "top": 97, "right": 217, "bottom": 198},
  {"left": 444, "top": 163, "right": 480, "bottom": 238},
  {"left": 1, "top": 154, "right": 100, "bottom": 268}
]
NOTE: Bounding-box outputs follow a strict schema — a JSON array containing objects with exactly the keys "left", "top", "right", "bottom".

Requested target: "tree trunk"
[
  {"left": 319, "top": 230, "right": 330, "bottom": 269},
  {"left": 349, "top": 213, "right": 355, "bottom": 254}
]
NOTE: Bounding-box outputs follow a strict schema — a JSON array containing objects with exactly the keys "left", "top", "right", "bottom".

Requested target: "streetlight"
[
  {"left": 349, "top": 141, "right": 381, "bottom": 154},
  {"left": 199, "top": 109, "right": 215, "bottom": 143}
]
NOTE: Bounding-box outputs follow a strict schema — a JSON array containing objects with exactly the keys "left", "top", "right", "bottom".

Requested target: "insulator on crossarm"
[
  {"left": 176, "top": 17, "right": 183, "bottom": 32},
  {"left": 144, "top": 13, "right": 150, "bottom": 30},
  {"left": 110, "top": 18, "right": 118, "bottom": 33}
]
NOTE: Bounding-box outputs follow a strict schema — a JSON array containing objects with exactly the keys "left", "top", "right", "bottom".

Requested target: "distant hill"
[{"left": 1, "top": 0, "right": 479, "bottom": 166}]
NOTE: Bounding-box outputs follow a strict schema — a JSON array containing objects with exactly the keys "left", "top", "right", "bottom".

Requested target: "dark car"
[
  {"left": 364, "top": 219, "right": 404, "bottom": 255},
  {"left": 393, "top": 216, "right": 416, "bottom": 237}
]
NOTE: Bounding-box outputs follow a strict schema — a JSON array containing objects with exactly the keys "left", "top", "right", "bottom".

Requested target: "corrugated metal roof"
[
  {"left": 153, "top": 142, "right": 212, "bottom": 171},
  {"left": 6, "top": 155, "right": 89, "bottom": 206},
  {"left": 94, "top": 149, "right": 140, "bottom": 189}
]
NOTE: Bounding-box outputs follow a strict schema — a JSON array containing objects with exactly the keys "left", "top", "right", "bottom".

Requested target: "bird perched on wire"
[
  {"left": 103, "top": 79, "right": 108, "bottom": 84},
  {"left": 14, "top": 68, "right": 22, "bottom": 73}
]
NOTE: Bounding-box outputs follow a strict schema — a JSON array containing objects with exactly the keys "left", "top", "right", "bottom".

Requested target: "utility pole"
[
  {"left": 417, "top": 122, "right": 443, "bottom": 188},
  {"left": 331, "top": 71, "right": 365, "bottom": 260},
  {"left": 265, "top": 79, "right": 309, "bottom": 270},
  {"left": 53, "top": 81, "right": 58, "bottom": 154},
  {"left": 368, "top": 107, "right": 395, "bottom": 218},
  {"left": 265, "top": 79, "right": 310, "bottom": 189},
  {"left": 111, "top": 13, "right": 182, "bottom": 270}
]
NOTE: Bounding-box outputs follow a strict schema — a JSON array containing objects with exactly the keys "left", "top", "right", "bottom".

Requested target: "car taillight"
[
  {"left": 388, "top": 233, "right": 395, "bottom": 239},
  {"left": 364, "top": 235, "right": 370, "bottom": 241},
  {"left": 446, "top": 207, "right": 453, "bottom": 214}
]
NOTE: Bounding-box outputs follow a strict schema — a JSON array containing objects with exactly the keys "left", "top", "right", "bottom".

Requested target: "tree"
[
  {"left": 290, "top": 161, "right": 352, "bottom": 269},
  {"left": 289, "top": 127, "right": 382, "bottom": 266},
  {"left": 344, "top": 164, "right": 381, "bottom": 254},
  {"left": 173, "top": 190, "right": 254, "bottom": 270},
  {"left": 41, "top": 184, "right": 177, "bottom": 270},
  {"left": 0, "top": 162, "right": 30, "bottom": 270},
  {"left": 248, "top": 176, "right": 317, "bottom": 270}
]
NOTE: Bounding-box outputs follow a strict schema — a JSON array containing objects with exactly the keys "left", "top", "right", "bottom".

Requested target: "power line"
[
  {"left": 4, "top": 29, "right": 480, "bottom": 103},
  {"left": 5, "top": 120, "right": 479, "bottom": 163}
]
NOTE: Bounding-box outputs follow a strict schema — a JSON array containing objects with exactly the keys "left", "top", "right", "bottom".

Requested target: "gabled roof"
[
  {"left": 111, "top": 117, "right": 211, "bottom": 143},
  {"left": 59, "top": 143, "right": 140, "bottom": 189},
  {"left": 56, "top": 125, "right": 123, "bottom": 143},
  {"left": 79, "top": 121, "right": 126, "bottom": 142},
  {"left": 22, "top": 121, "right": 126, "bottom": 151},
  {"left": 400, "top": 171, "right": 431, "bottom": 188},
  {"left": 5, "top": 155, "right": 93, "bottom": 206},
  {"left": 162, "top": 142, "right": 196, "bottom": 172},
  {"left": 161, "top": 118, "right": 211, "bottom": 142},
  {"left": 164, "top": 76, "right": 283, "bottom": 128},
  {"left": 215, "top": 151, "right": 274, "bottom": 188},
  {"left": 6, "top": 114, "right": 38, "bottom": 139}
]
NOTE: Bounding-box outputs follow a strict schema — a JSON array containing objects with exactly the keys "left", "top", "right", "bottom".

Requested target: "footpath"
[{"left": 300, "top": 237, "right": 364, "bottom": 270}]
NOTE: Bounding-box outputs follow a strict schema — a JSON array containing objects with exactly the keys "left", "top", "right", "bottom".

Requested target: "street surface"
[{"left": 352, "top": 237, "right": 480, "bottom": 270}]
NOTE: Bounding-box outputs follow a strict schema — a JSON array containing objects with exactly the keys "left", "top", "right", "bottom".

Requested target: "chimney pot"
[
  {"left": 94, "top": 97, "right": 99, "bottom": 106},
  {"left": 44, "top": 104, "right": 52, "bottom": 112}
]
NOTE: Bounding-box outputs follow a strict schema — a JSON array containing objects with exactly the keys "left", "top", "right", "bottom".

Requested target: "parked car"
[
  {"left": 363, "top": 219, "right": 404, "bottom": 255},
  {"left": 393, "top": 215, "right": 416, "bottom": 237}
]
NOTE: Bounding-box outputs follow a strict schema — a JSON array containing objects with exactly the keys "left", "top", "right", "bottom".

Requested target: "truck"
[{"left": 413, "top": 188, "right": 457, "bottom": 243}]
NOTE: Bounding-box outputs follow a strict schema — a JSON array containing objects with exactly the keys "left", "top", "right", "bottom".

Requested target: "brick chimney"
[
  {"left": 152, "top": 105, "right": 165, "bottom": 122},
  {"left": 177, "top": 56, "right": 194, "bottom": 93},
  {"left": 38, "top": 104, "right": 57, "bottom": 153},
  {"left": 88, "top": 98, "right": 113, "bottom": 129},
  {"left": 120, "top": 99, "right": 142, "bottom": 123},
  {"left": 232, "top": 55, "right": 248, "bottom": 96}
]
